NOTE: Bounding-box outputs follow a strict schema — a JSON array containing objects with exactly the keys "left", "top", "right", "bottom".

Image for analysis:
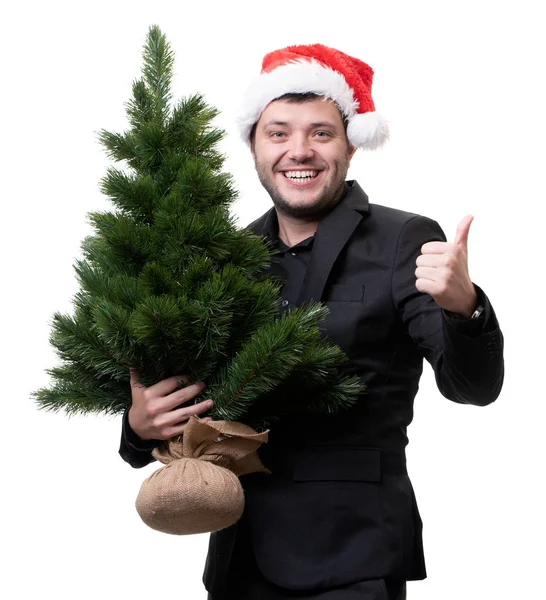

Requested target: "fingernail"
[{"left": 206, "top": 400, "right": 214, "bottom": 407}]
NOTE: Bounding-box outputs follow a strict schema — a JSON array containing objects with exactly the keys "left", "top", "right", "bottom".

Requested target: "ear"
[{"left": 348, "top": 144, "right": 357, "bottom": 161}]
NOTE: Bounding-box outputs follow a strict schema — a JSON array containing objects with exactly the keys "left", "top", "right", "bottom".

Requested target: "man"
[{"left": 120, "top": 44, "right": 504, "bottom": 599}]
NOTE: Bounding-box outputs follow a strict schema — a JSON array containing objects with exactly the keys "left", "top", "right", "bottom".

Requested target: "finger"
[
  {"left": 163, "top": 381, "right": 207, "bottom": 411},
  {"left": 454, "top": 215, "right": 474, "bottom": 248},
  {"left": 415, "top": 278, "right": 442, "bottom": 296},
  {"left": 415, "top": 267, "right": 439, "bottom": 281},
  {"left": 168, "top": 399, "right": 214, "bottom": 424},
  {"left": 166, "top": 413, "right": 215, "bottom": 439},
  {"left": 129, "top": 368, "right": 145, "bottom": 389},
  {"left": 421, "top": 241, "right": 455, "bottom": 255},
  {"left": 416, "top": 254, "right": 448, "bottom": 267},
  {"left": 148, "top": 374, "right": 193, "bottom": 398}
]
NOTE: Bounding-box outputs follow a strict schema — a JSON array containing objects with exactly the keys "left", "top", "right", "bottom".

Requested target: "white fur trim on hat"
[{"left": 237, "top": 59, "right": 359, "bottom": 143}]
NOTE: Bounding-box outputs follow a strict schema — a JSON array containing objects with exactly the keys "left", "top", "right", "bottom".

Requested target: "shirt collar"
[{"left": 277, "top": 235, "right": 315, "bottom": 254}]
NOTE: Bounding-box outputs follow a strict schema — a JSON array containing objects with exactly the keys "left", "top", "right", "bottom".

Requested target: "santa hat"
[{"left": 237, "top": 43, "right": 389, "bottom": 150}]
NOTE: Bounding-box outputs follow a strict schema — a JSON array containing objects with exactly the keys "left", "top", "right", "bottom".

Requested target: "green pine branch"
[
  {"left": 34, "top": 25, "right": 365, "bottom": 428},
  {"left": 142, "top": 24, "right": 174, "bottom": 120}
]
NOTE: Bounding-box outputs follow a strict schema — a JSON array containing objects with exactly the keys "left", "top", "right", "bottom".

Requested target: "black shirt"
[
  {"left": 268, "top": 182, "right": 351, "bottom": 313},
  {"left": 275, "top": 235, "right": 314, "bottom": 313}
]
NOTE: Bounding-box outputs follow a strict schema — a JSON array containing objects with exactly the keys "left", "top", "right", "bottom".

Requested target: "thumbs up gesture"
[{"left": 415, "top": 215, "right": 478, "bottom": 318}]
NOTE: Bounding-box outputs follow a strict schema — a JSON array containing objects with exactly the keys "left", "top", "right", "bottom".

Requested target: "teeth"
[{"left": 283, "top": 170, "right": 318, "bottom": 180}]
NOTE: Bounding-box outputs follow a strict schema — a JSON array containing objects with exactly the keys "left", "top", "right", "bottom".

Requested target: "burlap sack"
[{"left": 135, "top": 417, "right": 269, "bottom": 535}]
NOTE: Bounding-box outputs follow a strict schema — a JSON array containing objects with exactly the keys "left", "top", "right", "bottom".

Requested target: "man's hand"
[
  {"left": 415, "top": 215, "right": 478, "bottom": 318},
  {"left": 128, "top": 369, "right": 214, "bottom": 441}
]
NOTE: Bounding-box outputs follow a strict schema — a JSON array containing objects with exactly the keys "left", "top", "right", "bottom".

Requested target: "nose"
[{"left": 286, "top": 134, "right": 314, "bottom": 162}]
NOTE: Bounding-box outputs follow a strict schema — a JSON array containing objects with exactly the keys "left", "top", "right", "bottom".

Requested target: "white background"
[{"left": 2, "top": 1, "right": 544, "bottom": 599}]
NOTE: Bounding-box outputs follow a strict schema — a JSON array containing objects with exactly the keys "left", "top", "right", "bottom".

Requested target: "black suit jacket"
[{"left": 119, "top": 181, "right": 504, "bottom": 595}]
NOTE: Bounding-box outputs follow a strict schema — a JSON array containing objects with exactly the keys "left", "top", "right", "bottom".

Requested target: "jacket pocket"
[
  {"left": 292, "top": 446, "right": 381, "bottom": 482},
  {"left": 326, "top": 284, "right": 366, "bottom": 302}
]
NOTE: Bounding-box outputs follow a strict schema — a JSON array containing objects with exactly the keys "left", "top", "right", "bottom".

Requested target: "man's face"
[{"left": 251, "top": 98, "right": 356, "bottom": 220}]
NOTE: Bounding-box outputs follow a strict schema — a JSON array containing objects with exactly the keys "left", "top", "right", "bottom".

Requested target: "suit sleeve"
[
  {"left": 391, "top": 215, "right": 504, "bottom": 406},
  {"left": 119, "top": 407, "right": 159, "bottom": 468}
]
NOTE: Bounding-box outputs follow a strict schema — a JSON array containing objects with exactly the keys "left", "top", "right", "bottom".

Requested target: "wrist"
[
  {"left": 453, "top": 287, "right": 479, "bottom": 319},
  {"left": 124, "top": 408, "right": 159, "bottom": 449},
  {"left": 447, "top": 287, "right": 485, "bottom": 320},
  {"left": 128, "top": 407, "right": 152, "bottom": 441}
]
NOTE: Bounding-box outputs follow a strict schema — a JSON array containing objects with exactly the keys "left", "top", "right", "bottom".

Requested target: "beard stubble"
[{"left": 254, "top": 154, "right": 351, "bottom": 221}]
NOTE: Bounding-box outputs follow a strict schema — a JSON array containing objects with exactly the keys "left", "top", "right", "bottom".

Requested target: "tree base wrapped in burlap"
[{"left": 135, "top": 417, "right": 270, "bottom": 535}]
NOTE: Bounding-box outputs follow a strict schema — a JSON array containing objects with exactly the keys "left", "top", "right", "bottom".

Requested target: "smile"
[{"left": 282, "top": 170, "right": 321, "bottom": 183}]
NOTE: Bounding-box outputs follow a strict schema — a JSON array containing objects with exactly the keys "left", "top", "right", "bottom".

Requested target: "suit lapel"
[
  {"left": 297, "top": 181, "right": 369, "bottom": 304},
  {"left": 246, "top": 181, "right": 370, "bottom": 304}
]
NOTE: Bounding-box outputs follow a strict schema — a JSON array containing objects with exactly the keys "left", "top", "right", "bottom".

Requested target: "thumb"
[
  {"left": 454, "top": 214, "right": 474, "bottom": 249},
  {"left": 129, "top": 368, "right": 142, "bottom": 387}
]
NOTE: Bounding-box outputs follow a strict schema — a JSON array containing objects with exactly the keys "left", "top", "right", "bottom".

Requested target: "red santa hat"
[{"left": 237, "top": 43, "right": 389, "bottom": 150}]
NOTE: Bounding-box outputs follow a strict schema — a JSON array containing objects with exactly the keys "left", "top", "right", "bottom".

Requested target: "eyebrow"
[
  {"left": 263, "top": 120, "right": 289, "bottom": 127},
  {"left": 262, "top": 120, "right": 337, "bottom": 128}
]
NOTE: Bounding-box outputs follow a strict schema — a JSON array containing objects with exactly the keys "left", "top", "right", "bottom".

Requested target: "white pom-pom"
[{"left": 347, "top": 112, "right": 389, "bottom": 150}]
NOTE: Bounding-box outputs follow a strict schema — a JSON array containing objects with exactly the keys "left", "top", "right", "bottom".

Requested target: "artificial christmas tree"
[{"left": 34, "top": 26, "right": 364, "bottom": 534}]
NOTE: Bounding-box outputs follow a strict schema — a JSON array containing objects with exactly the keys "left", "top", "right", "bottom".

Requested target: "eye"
[
  {"left": 314, "top": 131, "right": 331, "bottom": 138},
  {"left": 270, "top": 131, "right": 286, "bottom": 138}
]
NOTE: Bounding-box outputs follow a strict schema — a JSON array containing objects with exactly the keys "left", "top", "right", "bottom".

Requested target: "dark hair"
[{"left": 248, "top": 92, "right": 348, "bottom": 148}]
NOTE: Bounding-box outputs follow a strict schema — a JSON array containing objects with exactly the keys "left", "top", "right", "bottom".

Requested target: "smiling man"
[
  {"left": 119, "top": 44, "right": 505, "bottom": 600},
  {"left": 252, "top": 97, "right": 356, "bottom": 230}
]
